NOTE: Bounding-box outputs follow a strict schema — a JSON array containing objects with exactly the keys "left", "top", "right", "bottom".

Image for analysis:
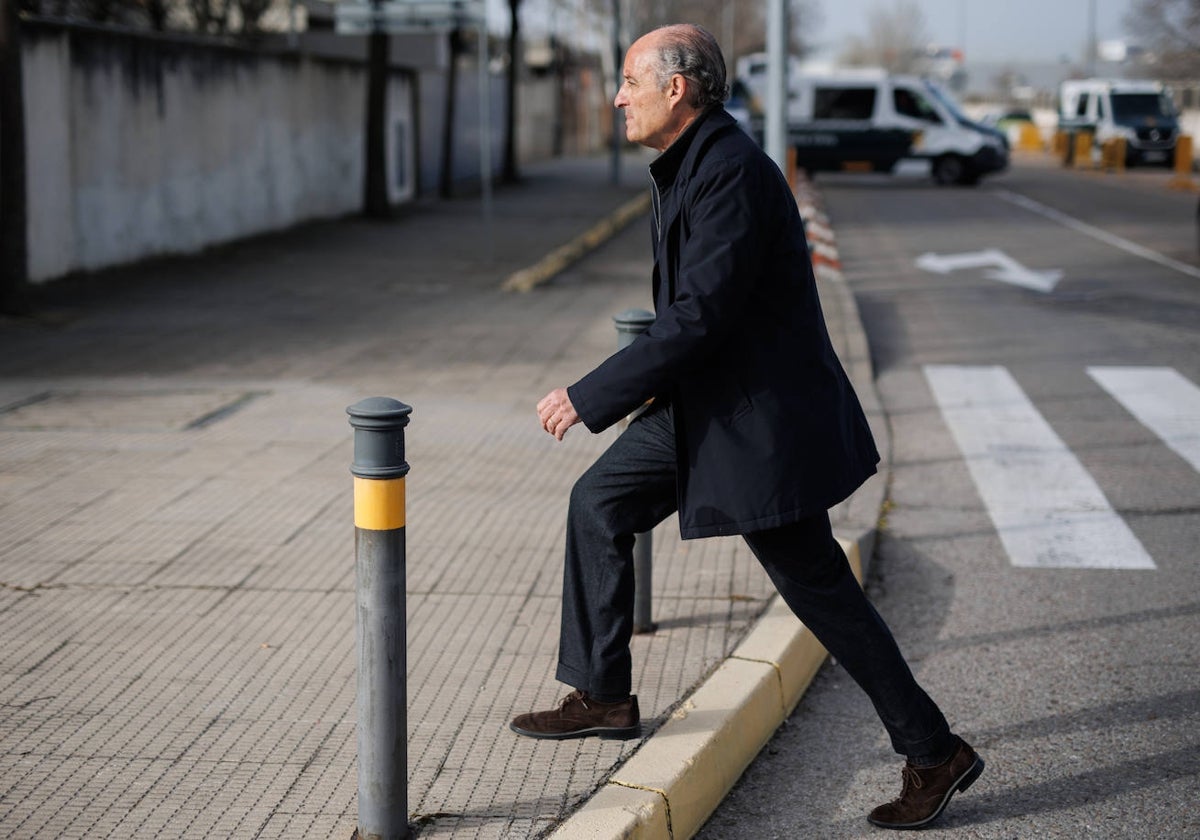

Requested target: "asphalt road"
[{"left": 696, "top": 157, "right": 1200, "bottom": 839}]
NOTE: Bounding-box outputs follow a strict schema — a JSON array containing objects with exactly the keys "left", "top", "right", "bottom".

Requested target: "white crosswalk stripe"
[
  {"left": 1087, "top": 366, "right": 1200, "bottom": 474},
  {"left": 924, "top": 364, "right": 1157, "bottom": 570}
]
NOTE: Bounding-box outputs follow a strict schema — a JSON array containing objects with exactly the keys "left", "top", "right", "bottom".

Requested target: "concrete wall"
[
  {"left": 6, "top": 21, "right": 611, "bottom": 285},
  {"left": 17, "top": 23, "right": 415, "bottom": 284}
]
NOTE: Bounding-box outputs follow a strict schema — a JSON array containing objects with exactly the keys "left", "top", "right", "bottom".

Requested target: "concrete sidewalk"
[{"left": 0, "top": 154, "right": 885, "bottom": 839}]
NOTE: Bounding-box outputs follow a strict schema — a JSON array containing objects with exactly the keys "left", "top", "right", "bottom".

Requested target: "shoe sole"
[
  {"left": 867, "top": 755, "right": 985, "bottom": 831},
  {"left": 509, "top": 722, "right": 642, "bottom": 741}
]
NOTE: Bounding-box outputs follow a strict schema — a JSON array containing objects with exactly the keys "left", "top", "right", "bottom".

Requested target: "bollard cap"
[
  {"left": 347, "top": 397, "right": 413, "bottom": 429},
  {"left": 348, "top": 397, "right": 412, "bottom": 479},
  {"left": 613, "top": 308, "right": 655, "bottom": 331}
]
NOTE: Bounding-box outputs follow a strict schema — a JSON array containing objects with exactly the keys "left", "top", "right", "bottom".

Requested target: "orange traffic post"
[
  {"left": 1169, "top": 135, "right": 1196, "bottom": 190},
  {"left": 1102, "top": 138, "right": 1126, "bottom": 173},
  {"left": 1053, "top": 131, "right": 1068, "bottom": 161},
  {"left": 1073, "top": 131, "right": 1094, "bottom": 170},
  {"left": 1017, "top": 123, "right": 1043, "bottom": 152}
]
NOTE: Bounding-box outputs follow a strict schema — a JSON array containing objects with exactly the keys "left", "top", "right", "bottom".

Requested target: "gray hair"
[{"left": 650, "top": 24, "right": 729, "bottom": 110}]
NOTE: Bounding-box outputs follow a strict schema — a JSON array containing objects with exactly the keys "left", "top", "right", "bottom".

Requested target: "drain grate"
[{"left": 0, "top": 389, "right": 266, "bottom": 431}]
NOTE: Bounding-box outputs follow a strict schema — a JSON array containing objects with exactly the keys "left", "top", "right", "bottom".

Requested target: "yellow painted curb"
[
  {"left": 554, "top": 782, "right": 670, "bottom": 839},
  {"left": 501, "top": 193, "right": 651, "bottom": 293}
]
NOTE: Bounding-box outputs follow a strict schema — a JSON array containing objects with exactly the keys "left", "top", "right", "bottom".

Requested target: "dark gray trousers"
[{"left": 555, "top": 401, "right": 954, "bottom": 760}]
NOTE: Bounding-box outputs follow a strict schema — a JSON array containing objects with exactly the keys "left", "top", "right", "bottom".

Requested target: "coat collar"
[{"left": 648, "top": 107, "right": 737, "bottom": 192}]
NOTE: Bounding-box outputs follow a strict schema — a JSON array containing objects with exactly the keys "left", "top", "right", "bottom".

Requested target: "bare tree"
[
  {"left": 1125, "top": 0, "right": 1200, "bottom": 78},
  {"left": 187, "top": 0, "right": 231, "bottom": 34},
  {"left": 603, "top": 0, "right": 820, "bottom": 67},
  {"left": 1, "top": 0, "right": 30, "bottom": 313},
  {"left": 20, "top": 0, "right": 276, "bottom": 34},
  {"left": 839, "top": 0, "right": 930, "bottom": 73},
  {"left": 137, "top": 0, "right": 171, "bottom": 30},
  {"left": 235, "top": 0, "right": 272, "bottom": 34}
]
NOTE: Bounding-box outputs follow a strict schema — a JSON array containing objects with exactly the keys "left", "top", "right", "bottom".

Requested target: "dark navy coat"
[{"left": 568, "top": 108, "right": 879, "bottom": 539}]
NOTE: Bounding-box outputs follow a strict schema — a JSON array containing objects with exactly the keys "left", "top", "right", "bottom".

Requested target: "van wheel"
[{"left": 932, "top": 155, "right": 966, "bottom": 186}]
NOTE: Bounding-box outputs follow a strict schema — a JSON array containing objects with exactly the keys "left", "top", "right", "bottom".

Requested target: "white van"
[
  {"left": 1057, "top": 78, "right": 1179, "bottom": 166},
  {"left": 736, "top": 59, "right": 1008, "bottom": 186},
  {"left": 789, "top": 70, "right": 1008, "bottom": 185}
]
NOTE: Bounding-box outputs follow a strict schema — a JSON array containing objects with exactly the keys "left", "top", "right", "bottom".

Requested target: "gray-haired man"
[{"left": 510, "top": 23, "right": 983, "bottom": 831}]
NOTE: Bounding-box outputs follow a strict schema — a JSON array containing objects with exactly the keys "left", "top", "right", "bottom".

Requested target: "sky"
[
  {"left": 810, "top": 0, "right": 1136, "bottom": 64},
  {"left": 488, "top": 0, "right": 1138, "bottom": 70}
]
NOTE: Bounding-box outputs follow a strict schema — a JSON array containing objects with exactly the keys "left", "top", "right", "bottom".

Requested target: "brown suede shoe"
[
  {"left": 510, "top": 690, "right": 641, "bottom": 740},
  {"left": 868, "top": 738, "right": 984, "bottom": 830}
]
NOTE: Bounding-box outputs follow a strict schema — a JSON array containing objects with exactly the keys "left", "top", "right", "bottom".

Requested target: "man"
[{"left": 510, "top": 23, "right": 983, "bottom": 830}]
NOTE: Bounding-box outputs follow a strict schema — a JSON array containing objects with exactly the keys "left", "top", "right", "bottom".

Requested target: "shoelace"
[
  {"left": 561, "top": 690, "right": 589, "bottom": 711},
  {"left": 900, "top": 764, "right": 925, "bottom": 797}
]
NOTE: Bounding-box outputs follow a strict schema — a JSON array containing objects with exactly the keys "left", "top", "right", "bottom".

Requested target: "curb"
[
  {"left": 547, "top": 534, "right": 872, "bottom": 840},
  {"left": 501, "top": 193, "right": 652, "bottom": 292},
  {"left": 547, "top": 173, "right": 888, "bottom": 840}
]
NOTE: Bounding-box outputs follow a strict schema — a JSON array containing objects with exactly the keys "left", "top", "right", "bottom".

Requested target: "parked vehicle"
[
  {"left": 778, "top": 68, "right": 1009, "bottom": 185},
  {"left": 1057, "top": 78, "right": 1180, "bottom": 167}
]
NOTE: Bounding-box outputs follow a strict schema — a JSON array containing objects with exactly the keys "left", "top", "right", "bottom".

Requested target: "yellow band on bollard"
[{"left": 354, "top": 476, "right": 406, "bottom": 531}]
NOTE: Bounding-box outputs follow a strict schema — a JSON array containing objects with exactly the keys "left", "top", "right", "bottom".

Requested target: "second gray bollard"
[{"left": 614, "top": 309, "right": 657, "bottom": 635}]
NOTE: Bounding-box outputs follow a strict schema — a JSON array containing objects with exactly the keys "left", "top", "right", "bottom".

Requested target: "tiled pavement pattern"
[{"left": 0, "top": 156, "right": 873, "bottom": 838}]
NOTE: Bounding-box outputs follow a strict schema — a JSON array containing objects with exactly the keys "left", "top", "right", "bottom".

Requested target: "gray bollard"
[
  {"left": 613, "top": 309, "right": 658, "bottom": 635},
  {"left": 347, "top": 397, "right": 414, "bottom": 840}
]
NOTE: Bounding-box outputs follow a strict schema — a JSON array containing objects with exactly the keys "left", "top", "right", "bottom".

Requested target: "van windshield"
[
  {"left": 1110, "top": 92, "right": 1176, "bottom": 123},
  {"left": 922, "top": 81, "right": 970, "bottom": 126}
]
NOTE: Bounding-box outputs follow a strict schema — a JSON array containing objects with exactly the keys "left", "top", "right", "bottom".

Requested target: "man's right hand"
[{"left": 537, "top": 388, "right": 581, "bottom": 441}]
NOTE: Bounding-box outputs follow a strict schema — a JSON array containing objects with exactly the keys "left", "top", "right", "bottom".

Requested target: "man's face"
[{"left": 615, "top": 36, "right": 685, "bottom": 152}]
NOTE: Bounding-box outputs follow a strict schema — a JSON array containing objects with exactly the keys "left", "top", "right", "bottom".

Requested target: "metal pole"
[
  {"left": 765, "top": 0, "right": 788, "bottom": 172},
  {"left": 1086, "top": 0, "right": 1097, "bottom": 77},
  {"left": 613, "top": 309, "right": 657, "bottom": 635},
  {"left": 348, "top": 397, "right": 414, "bottom": 840}
]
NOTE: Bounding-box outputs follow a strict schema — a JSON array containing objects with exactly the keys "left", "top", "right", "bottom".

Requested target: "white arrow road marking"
[
  {"left": 925, "top": 365, "right": 1156, "bottom": 569},
  {"left": 915, "top": 248, "right": 1063, "bottom": 292},
  {"left": 1088, "top": 367, "right": 1200, "bottom": 474}
]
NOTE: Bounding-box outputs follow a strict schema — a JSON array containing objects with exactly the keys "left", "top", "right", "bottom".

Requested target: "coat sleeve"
[{"left": 569, "top": 155, "right": 779, "bottom": 433}]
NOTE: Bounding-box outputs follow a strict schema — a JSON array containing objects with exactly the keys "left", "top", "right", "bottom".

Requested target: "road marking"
[
  {"left": 1088, "top": 366, "right": 1200, "bottom": 473},
  {"left": 995, "top": 189, "right": 1200, "bottom": 281},
  {"left": 924, "top": 365, "right": 1156, "bottom": 569},
  {"left": 915, "top": 248, "right": 1063, "bottom": 292}
]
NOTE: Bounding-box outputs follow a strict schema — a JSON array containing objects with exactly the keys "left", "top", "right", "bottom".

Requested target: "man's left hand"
[{"left": 537, "top": 388, "right": 581, "bottom": 441}]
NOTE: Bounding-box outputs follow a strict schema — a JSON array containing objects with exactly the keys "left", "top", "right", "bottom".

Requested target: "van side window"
[
  {"left": 813, "top": 87, "right": 876, "bottom": 120},
  {"left": 1076, "top": 93, "right": 1090, "bottom": 118},
  {"left": 893, "top": 87, "right": 940, "bottom": 122}
]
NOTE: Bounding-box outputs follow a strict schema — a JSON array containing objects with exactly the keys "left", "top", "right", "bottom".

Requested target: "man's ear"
[{"left": 666, "top": 73, "right": 689, "bottom": 107}]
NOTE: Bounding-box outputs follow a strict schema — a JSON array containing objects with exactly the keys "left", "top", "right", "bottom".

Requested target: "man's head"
[{"left": 615, "top": 24, "right": 729, "bottom": 152}]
